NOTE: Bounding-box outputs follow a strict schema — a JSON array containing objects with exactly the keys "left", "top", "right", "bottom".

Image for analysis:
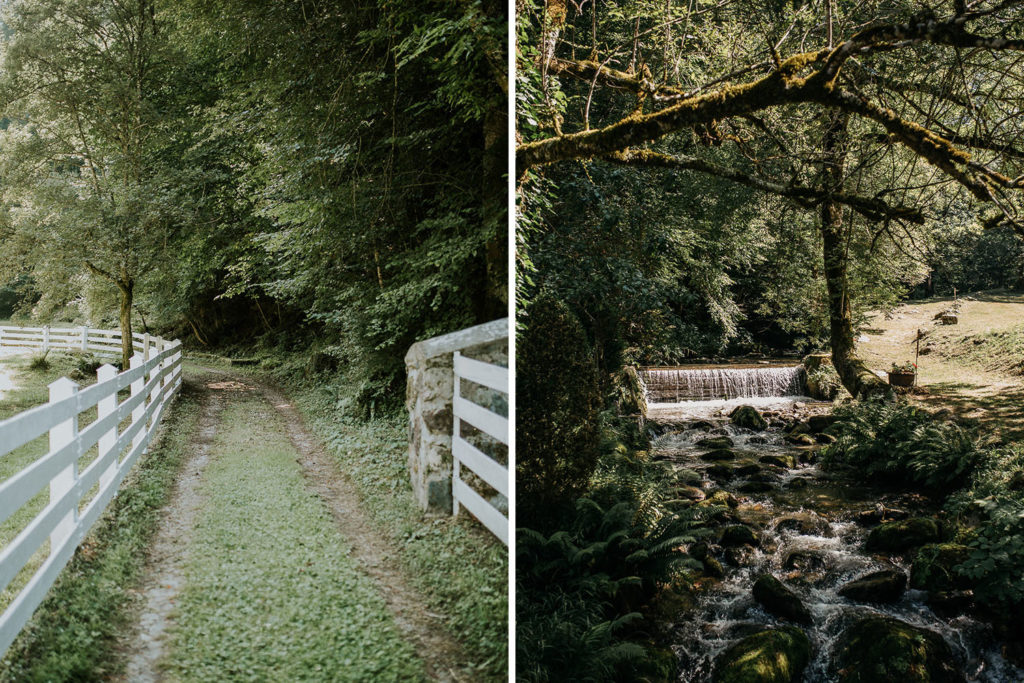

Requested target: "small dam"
[{"left": 640, "top": 364, "right": 806, "bottom": 403}]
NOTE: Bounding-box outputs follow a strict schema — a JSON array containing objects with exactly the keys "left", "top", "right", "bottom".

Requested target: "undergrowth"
[
  {"left": 286, "top": 382, "right": 508, "bottom": 681},
  {"left": 822, "top": 398, "right": 982, "bottom": 493},
  {"left": 951, "top": 323, "right": 1024, "bottom": 376}
]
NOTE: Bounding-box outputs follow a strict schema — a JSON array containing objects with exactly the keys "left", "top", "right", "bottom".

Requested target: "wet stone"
[
  {"left": 760, "top": 454, "right": 797, "bottom": 469},
  {"left": 737, "top": 480, "right": 776, "bottom": 494},
  {"left": 721, "top": 524, "right": 760, "bottom": 547},
  {"left": 702, "top": 448, "right": 737, "bottom": 461},
  {"left": 774, "top": 513, "right": 833, "bottom": 537},
  {"left": 752, "top": 575, "right": 812, "bottom": 625},
  {"left": 712, "top": 626, "right": 811, "bottom": 683},
  {"left": 838, "top": 569, "right": 908, "bottom": 604},
  {"left": 783, "top": 549, "right": 828, "bottom": 572},
  {"left": 866, "top": 517, "right": 942, "bottom": 552},
  {"left": 724, "top": 544, "right": 757, "bottom": 567},
  {"left": 697, "top": 436, "right": 735, "bottom": 449},
  {"left": 835, "top": 615, "right": 964, "bottom": 683}
]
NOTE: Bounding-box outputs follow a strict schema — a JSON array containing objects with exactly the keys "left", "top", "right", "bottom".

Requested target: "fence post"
[
  {"left": 130, "top": 353, "right": 147, "bottom": 456},
  {"left": 81, "top": 326, "right": 88, "bottom": 352},
  {"left": 0, "top": 326, "right": 4, "bottom": 348},
  {"left": 48, "top": 377, "right": 79, "bottom": 554},
  {"left": 97, "top": 364, "right": 119, "bottom": 482},
  {"left": 452, "top": 352, "right": 462, "bottom": 517},
  {"left": 43, "top": 325, "right": 50, "bottom": 352},
  {"left": 143, "top": 333, "right": 151, "bottom": 362}
]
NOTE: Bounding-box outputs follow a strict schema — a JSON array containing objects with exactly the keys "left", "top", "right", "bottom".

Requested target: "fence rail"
[
  {"left": 0, "top": 325, "right": 183, "bottom": 657},
  {"left": 452, "top": 351, "right": 508, "bottom": 545},
  {"left": 0, "top": 324, "right": 165, "bottom": 359}
]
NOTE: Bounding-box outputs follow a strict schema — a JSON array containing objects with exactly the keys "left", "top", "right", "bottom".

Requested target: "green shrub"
[
  {"left": 516, "top": 496, "right": 701, "bottom": 682},
  {"left": 822, "top": 398, "right": 981, "bottom": 493},
  {"left": 517, "top": 294, "right": 603, "bottom": 514},
  {"left": 806, "top": 363, "right": 844, "bottom": 400}
]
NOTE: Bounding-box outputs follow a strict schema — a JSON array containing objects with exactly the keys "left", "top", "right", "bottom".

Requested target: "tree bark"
[
  {"left": 820, "top": 113, "right": 891, "bottom": 399},
  {"left": 118, "top": 279, "right": 134, "bottom": 370}
]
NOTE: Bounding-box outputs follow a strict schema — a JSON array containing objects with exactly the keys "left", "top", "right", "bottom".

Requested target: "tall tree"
[
  {"left": 518, "top": 0, "right": 1024, "bottom": 395},
  {"left": 0, "top": 0, "right": 173, "bottom": 367}
]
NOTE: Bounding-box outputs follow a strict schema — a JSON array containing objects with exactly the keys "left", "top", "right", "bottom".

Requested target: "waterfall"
[{"left": 640, "top": 366, "right": 806, "bottom": 403}]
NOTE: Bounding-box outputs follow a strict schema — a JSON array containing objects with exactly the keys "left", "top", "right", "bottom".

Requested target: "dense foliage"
[
  {"left": 0, "top": 0, "right": 507, "bottom": 404},
  {"left": 823, "top": 399, "right": 982, "bottom": 493}
]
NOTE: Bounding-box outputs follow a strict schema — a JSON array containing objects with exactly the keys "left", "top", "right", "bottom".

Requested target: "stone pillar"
[{"left": 405, "top": 318, "right": 508, "bottom": 514}]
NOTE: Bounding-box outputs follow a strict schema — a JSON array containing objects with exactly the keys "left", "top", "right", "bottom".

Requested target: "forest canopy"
[
  {"left": 517, "top": 0, "right": 1024, "bottom": 395},
  {"left": 0, "top": 0, "right": 507, "bottom": 406}
]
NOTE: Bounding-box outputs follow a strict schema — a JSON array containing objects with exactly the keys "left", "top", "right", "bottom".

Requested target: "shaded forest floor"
[
  {"left": 858, "top": 289, "right": 1024, "bottom": 441},
  {"left": 0, "top": 359, "right": 507, "bottom": 682}
]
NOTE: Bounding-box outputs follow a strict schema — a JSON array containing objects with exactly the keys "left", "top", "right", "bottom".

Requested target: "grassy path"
[{"left": 124, "top": 376, "right": 450, "bottom": 682}]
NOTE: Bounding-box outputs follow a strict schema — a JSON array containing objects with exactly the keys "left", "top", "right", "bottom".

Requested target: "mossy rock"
[
  {"left": 774, "top": 513, "right": 832, "bottom": 537},
  {"left": 738, "top": 481, "right": 777, "bottom": 494},
  {"left": 786, "top": 433, "right": 817, "bottom": 446},
  {"left": 807, "top": 414, "right": 837, "bottom": 433},
  {"left": 752, "top": 575, "right": 812, "bottom": 624},
  {"left": 838, "top": 569, "right": 907, "bottom": 603},
  {"left": 702, "top": 448, "right": 738, "bottom": 461},
  {"left": 721, "top": 525, "right": 760, "bottom": 547},
  {"left": 697, "top": 436, "right": 735, "bottom": 449},
  {"left": 759, "top": 454, "right": 797, "bottom": 469},
  {"left": 866, "top": 518, "right": 942, "bottom": 552},
  {"left": 835, "top": 616, "right": 964, "bottom": 682},
  {"left": 730, "top": 405, "right": 768, "bottom": 431},
  {"left": 712, "top": 626, "right": 811, "bottom": 683},
  {"left": 910, "top": 544, "right": 972, "bottom": 593}
]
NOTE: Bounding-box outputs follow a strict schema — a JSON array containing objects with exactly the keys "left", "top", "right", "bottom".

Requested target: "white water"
[
  {"left": 653, "top": 416, "right": 1024, "bottom": 682},
  {"left": 641, "top": 366, "right": 806, "bottom": 403}
]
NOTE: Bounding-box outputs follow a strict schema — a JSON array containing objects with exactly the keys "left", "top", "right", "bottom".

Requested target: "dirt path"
[
  {"left": 115, "top": 382, "right": 226, "bottom": 682},
  {"left": 116, "top": 370, "right": 468, "bottom": 681},
  {"left": 257, "top": 382, "right": 468, "bottom": 682}
]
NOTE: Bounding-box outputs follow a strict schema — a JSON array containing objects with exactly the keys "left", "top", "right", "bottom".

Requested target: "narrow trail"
[
  {"left": 258, "top": 382, "right": 468, "bottom": 682},
  {"left": 115, "top": 386, "right": 225, "bottom": 683},
  {"left": 116, "top": 370, "right": 468, "bottom": 681}
]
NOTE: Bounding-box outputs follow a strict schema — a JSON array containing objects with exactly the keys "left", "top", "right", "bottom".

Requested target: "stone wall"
[{"left": 405, "top": 318, "right": 508, "bottom": 514}]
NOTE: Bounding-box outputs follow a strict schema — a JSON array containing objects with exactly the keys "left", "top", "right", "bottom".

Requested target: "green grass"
[
  {"left": 0, "top": 372, "right": 204, "bottom": 682},
  {"left": 164, "top": 391, "right": 426, "bottom": 682},
  {"left": 952, "top": 323, "right": 1024, "bottom": 376},
  {"left": 291, "top": 384, "right": 509, "bottom": 681}
]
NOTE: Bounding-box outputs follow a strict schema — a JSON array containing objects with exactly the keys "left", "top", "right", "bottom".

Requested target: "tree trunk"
[
  {"left": 820, "top": 113, "right": 891, "bottom": 399},
  {"left": 119, "top": 280, "right": 134, "bottom": 370}
]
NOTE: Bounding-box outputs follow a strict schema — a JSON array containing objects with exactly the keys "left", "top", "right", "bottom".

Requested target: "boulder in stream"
[
  {"left": 835, "top": 616, "right": 965, "bottom": 682},
  {"left": 730, "top": 405, "right": 768, "bottom": 431},
  {"left": 759, "top": 454, "right": 797, "bottom": 469},
  {"left": 712, "top": 626, "right": 811, "bottom": 683},
  {"left": 702, "top": 448, "right": 738, "bottom": 461},
  {"left": 910, "top": 543, "right": 972, "bottom": 593},
  {"left": 752, "top": 574, "right": 812, "bottom": 624},
  {"left": 786, "top": 433, "right": 817, "bottom": 446},
  {"left": 838, "top": 568, "right": 907, "bottom": 603},
  {"left": 866, "top": 517, "right": 942, "bottom": 552},
  {"left": 737, "top": 480, "right": 777, "bottom": 494},
  {"left": 697, "top": 436, "right": 735, "bottom": 449},
  {"left": 774, "top": 512, "right": 833, "bottom": 537},
  {"left": 721, "top": 524, "right": 760, "bottom": 547},
  {"left": 807, "top": 414, "right": 837, "bottom": 432}
]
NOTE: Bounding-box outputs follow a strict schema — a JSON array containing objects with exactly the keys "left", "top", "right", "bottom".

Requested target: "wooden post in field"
[
  {"left": 48, "top": 377, "right": 79, "bottom": 554},
  {"left": 97, "top": 364, "right": 119, "bottom": 484},
  {"left": 130, "top": 354, "right": 146, "bottom": 455},
  {"left": 452, "top": 351, "right": 462, "bottom": 517},
  {"left": 915, "top": 329, "right": 921, "bottom": 387},
  {"left": 81, "top": 326, "right": 88, "bottom": 352}
]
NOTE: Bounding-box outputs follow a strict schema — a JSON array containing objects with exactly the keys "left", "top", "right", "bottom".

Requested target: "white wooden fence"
[
  {"left": 0, "top": 326, "right": 183, "bottom": 657},
  {"left": 0, "top": 324, "right": 161, "bottom": 358},
  {"left": 452, "top": 351, "right": 508, "bottom": 545}
]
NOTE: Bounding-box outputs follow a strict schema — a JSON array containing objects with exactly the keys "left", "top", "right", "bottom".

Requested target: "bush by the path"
[{"left": 822, "top": 398, "right": 981, "bottom": 492}]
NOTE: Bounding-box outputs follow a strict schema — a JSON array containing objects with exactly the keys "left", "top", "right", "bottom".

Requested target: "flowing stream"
[{"left": 642, "top": 368, "right": 1024, "bottom": 682}]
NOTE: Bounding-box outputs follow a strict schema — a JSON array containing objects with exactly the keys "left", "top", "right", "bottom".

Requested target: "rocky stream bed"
[{"left": 648, "top": 401, "right": 1024, "bottom": 682}]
